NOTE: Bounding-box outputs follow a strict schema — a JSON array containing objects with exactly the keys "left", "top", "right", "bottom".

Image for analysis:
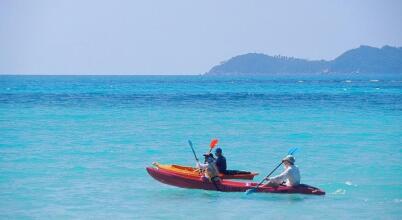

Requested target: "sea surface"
[{"left": 1, "top": 75, "right": 401, "bottom": 219}]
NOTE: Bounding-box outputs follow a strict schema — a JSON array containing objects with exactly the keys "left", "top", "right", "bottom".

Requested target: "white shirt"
[
  {"left": 269, "top": 165, "right": 300, "bottom": 186},
  {"left": 196, "top": 161, "right": 219, "bottom": 179}
]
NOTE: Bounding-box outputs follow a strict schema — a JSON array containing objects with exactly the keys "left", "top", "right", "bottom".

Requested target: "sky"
[{"left": 1, "top": 0, "right": 402, "bottom": 75}]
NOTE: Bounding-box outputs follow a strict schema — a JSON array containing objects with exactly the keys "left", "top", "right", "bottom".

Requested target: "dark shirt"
[{"left": 216, "top": 155, "right": 227, "bottom": 173}]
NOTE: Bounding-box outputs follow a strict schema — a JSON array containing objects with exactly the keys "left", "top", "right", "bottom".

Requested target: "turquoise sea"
[{"left": 1, "top": 75, "right": 401, "bottom": 219}]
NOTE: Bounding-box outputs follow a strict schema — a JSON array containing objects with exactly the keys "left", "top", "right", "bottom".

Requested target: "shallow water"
[{"left": 1, "top": 75, "right": 401, "bottom": 219}]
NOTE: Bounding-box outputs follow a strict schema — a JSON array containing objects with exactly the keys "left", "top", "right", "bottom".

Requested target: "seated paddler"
[
  {"left": 264, "top": 155, "right": 300, "bottom": 187},
  {"left": 214, "top": 148, "right": 251, "bottom": 175},
  {"left": 196, "top": 153, "right": 221, "bottom": 183},
  {"left": 214, "top": 147, "right": 227, "bottom": 173}
]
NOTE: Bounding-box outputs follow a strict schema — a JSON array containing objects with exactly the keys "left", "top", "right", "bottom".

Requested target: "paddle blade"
[
  {"left": 288, "top": 147, "right": 298, "bottom": 155},
  {"left": 245, "top": 188, "right": 257, "bottom": 195},
  {"left": 210, "top": 139, "right": 219, "bottom": 148},
  {"left": 188, "top": 140, "right": 193, "bottom": 147}
]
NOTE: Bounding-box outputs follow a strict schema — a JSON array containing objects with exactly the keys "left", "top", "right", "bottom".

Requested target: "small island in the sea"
[{"left": 206, "top": 45, "right": 402, "bottom": 76}]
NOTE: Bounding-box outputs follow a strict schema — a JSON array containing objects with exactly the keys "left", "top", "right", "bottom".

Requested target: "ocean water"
[{"left": 0, "top": 75, "right": 401, "bottom": 219}]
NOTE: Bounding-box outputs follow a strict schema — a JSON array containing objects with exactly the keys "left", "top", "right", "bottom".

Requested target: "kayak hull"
[
  {"left": 153, "top": 162, "right": 258, "bottom": 180},
  {"left": 146, "top": 167, "right": 325, "bottom": 195}
]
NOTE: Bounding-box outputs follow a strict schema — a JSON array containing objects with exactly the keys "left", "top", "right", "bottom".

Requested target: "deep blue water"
[{"left": 1, "top": 75, "right": 401, "bottom": 219}]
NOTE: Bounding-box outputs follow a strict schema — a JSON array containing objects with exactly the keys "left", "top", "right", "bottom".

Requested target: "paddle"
[
  {"left": 245, "top": 147, "right": 298, "bottom": 195},
  {"left": 188, "top": 140, "right": 199, "bottom": 162},
  {"left": 207, "top": 139, "right": 219, "bottom": 154}
]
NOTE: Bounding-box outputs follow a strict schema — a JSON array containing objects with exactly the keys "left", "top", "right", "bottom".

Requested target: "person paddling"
[
  {"left": 263, "top": 155, "right": 300, "bottom": 187},
  {"left": 214, "top": 148, "right": 227, "bottom": 173},
  {"left": 196, "top": 153, "right": 221, "bottom": 190},
  {"left": 214, "top": 148, "right": 251, "bottom": 175}
]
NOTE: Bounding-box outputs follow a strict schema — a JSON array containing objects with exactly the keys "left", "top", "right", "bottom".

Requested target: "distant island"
[{"left": 206, "top": 45, "right": 402, "bottom": 76}]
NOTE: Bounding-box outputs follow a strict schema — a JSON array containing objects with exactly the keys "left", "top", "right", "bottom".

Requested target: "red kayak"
[{"left": 146, "top": 167, "right": 325, "bottom": 195}]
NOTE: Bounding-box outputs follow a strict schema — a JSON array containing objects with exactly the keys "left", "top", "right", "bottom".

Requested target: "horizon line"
[{"left": 0, "top": 73, "right": 203, "bottom": 76}]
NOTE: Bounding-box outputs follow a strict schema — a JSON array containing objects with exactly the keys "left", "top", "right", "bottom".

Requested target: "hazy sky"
[{"left": 1, "top": 0, "right": 402, "bottom": 74}]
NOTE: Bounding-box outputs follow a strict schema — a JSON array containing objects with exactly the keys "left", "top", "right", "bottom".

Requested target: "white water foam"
[
  {"left": 345, "top": 181, "right": 357, "bottom": 187},
  {"left": 332, "top": 189, "right": 346, "bottom": 195}
]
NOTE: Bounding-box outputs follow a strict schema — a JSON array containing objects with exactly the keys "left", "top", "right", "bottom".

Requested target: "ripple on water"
[{"left": 394, "top": 199, "right": 402, "bottom": 203}]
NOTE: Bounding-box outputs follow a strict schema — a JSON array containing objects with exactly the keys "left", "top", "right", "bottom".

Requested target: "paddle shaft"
[
  {"left": 207, "top": 147, "right": 213, "bottom": 154},
  {"left": 188, "top": 141, "right": 199, "bottom": 162},
  {"left": 253, "top": 161, "right": 283, "bottom": 189}
]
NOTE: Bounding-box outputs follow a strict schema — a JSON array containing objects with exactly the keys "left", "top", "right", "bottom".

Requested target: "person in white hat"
[
  {"left": 264, "top": 155, "right": 301, "bottom": 187},
  {"left": 196, "top": 153, "right": 221, "bottom": 191},
  {"left": 196, "top": 153, "right": 221, "bottom": 182}
]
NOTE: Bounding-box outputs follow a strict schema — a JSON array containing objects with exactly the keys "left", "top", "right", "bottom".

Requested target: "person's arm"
[
  {"left": 215, "top": 157, "right": 222, "bottom": 172},
  {"left": 222, "top": 157, "right": 227, "bottom": 171},
  {"left": 196, "top": 162, "right": 208, "bottom": 169},
  {"left": 266, "top": 168, "right": 289, "bottom": 184}
]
